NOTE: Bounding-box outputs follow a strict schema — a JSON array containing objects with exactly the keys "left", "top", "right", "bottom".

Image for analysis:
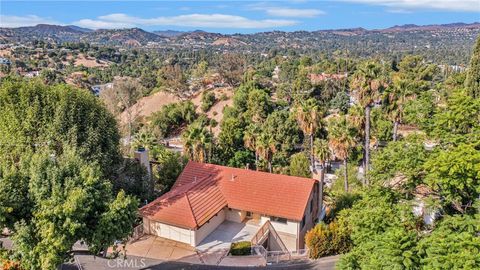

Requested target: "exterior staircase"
[{"left": 250, "top": 220, "right": 289, "bottom": 252}]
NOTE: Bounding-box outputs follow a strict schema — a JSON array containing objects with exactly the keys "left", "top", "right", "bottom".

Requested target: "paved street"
[{"left": 67, "top": 253, "right": 339, "bottom": 270}]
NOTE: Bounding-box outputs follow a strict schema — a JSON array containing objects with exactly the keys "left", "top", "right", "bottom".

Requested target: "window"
[
  {"left": 270, "top": 216, "right": 287, "bottom": 224},
  {"left": 310, "top": 199, "right": 314, "bottom": 213},
  {"left": 300, "top": 215, "right": 306, "bottom": 229}
]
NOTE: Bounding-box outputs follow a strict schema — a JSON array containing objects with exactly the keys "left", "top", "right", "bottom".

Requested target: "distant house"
[{"left": 140, "top": 161, "right": 321, "bottom": 251}]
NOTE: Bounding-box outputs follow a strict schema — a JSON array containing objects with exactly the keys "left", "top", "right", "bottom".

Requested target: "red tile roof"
[{"left": 140, "top": 161, "right": 316, "bottom": 229}]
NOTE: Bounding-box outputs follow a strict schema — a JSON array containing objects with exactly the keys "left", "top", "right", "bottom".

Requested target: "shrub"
[
  {"left": 201, "top": 91, "right": 216, "bottom": 112},
  {"left": 305, "top": 219, "right": 352, "bottom": 259},
  {"left": 230, "top": 241, "right": 251, "bottom": 256}
]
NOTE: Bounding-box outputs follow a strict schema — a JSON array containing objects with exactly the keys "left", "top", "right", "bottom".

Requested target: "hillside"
[
  {"left": 119, "top": 87, "right": 233, "bottom": 136},
  {"left": 1, "top": 23, "right": 478, "bottom": 60}
]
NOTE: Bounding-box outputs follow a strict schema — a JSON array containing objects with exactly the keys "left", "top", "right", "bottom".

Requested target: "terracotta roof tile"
[{"left": 140, "top": 161, "right": 315, "bottom": 229}]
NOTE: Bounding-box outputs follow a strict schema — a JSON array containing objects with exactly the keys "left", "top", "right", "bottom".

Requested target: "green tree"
[
  {"left": 296, "top": 98, "right": 322, "bottom": 172},
  {"left": 430, "top": 89, "right": 480, "bottom": 144},
  {"left": 370, "top": 135, "right": 429, "bottom": 189},
  {"left": 465, "top": 37, "right": 480, "bottom": 98},
  {"left": 0, "top": 78, "right": 121, "bottom": 176},
  {"left": 182, "top": 123, "right": 214, "bottom": 163},
  {"left": 417, "top": 214, "right": 480, "bottom": 269},
  {"left": 328, "top": 116, "right": 357, "bottom": 192},
  {"left": 350, "top": 61, "right": 385, "bottom": 183},
  {"left": 5, "top": 149, "right": 138, "bottom": 269},
  {"left": 289, "top": 152, "right": 311, "bottom": 177},
  {"left": 424, "top": 144, "right": 480, "bottom": 214},
  {"left": 201, "top": 91, "right": 216, "bottom": 112}
]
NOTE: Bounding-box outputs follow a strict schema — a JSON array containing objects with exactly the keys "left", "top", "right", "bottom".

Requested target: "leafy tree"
[
  {"left": 370, "top": 135, "right": 429, "bottom": 189},
  {"left": 217, "top": 117, "right": 246, "bottom": 163},
  {"left": 5, "top": 149, "right": 138, "bottom": 269},
  {"left": 227, "top": 150, "right": 255, "bottom": 169},
  {"left": 219, "top": 53, "right": 246, "bottom": 87},
  {"left": 246, "top": 88, "right": 272, "bottom": 123},
  {"left": 330, "top": 91, "right": 350, "bottom": 113},
  {"left": 350, "top": 61, "right": 385, "bottom": 182},
  {"left": 424, "top": 143, "right": 480, "bottom": 214},
  {"left": 0, "top": 78, "right": 121, "bottom": 176},
  {"left": 157, "top": 64, "right": 188, "bottom": 97},
  {"left": 465, "top": 37, "right": 480, "bottom": 98},
  {"left": 101, "top": 78, "right": 144, "bottom": 139},
  {"left": 305, "top": 219, "right": 352, "bottom": 259},
  {"left": 201, "top": 91, "right": 216, "bottom": 112},
  {"left": 314, "top": 138, "right": 331, "bottom": 213},
  {"left": 338, "top": 226, "right": 419, "bottom": 270},
  {"left": 402, "top": 91, "right": 435, "bottom": 130},
  {"left": 150, "top": 101, "right": 197, "bottom": 138},
  {"left": 417, "top": 214, "right": 480, "bottom": 269},
  {"left": 289, "top": 152, "right": 311, "bottom": 177},
  {"left": 430, "top": 89, "right": 480, "bottom": 144},
  {"left": 151, "top": 146, "right": 187, "bottom": 193}
]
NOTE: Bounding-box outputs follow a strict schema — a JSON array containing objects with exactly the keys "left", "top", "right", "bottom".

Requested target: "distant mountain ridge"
[{"left": 0, "top": 22, "right": 479, "bottom": 46}]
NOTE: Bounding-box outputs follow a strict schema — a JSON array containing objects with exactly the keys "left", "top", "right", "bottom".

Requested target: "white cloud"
[
  {"left": 343, "top": 0, "right": 480, "bottom": 12},
  {"left": 73, "top": 13, "right": 298, "bottom": 29},
  {"left": 0, "top": 15, "right": 59, "bottom": 28},
  {"left": 264, "top": 7, "right": 325, "bottom": 17},
  {"left": 248, "top": 3, "right": 325, "bottom": 17}
]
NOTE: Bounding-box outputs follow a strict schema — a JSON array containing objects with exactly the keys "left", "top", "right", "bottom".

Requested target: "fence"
[{"left": 251, "top": 245, "right": 309, "bottom": 264}]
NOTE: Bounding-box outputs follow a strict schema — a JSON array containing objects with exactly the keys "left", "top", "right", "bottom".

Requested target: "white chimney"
[{"left": 134, "top": 148, "right": 151, "bottom": 176}]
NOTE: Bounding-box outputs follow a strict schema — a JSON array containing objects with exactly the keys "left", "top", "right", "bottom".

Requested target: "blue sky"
[{"left": 1, "top": 1, "right": 479, "bottom": 33}]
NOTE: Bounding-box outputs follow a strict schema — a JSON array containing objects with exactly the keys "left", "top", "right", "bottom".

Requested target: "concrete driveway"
[
  {"left": 196, "top": 221, "right": 259, "bottom": 252},
  {"left": 121, "top": 235, "right": 202, "bottom": 264}
]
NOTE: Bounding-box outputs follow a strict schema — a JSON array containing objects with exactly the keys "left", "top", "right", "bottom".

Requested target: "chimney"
[{"left": 134, "top": 147, "right": 151, "bottom": 176}]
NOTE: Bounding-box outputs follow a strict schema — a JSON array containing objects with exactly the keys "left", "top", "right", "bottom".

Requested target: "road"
[{"left": 66, "top": 253, "right": 339, "bottom": 270}]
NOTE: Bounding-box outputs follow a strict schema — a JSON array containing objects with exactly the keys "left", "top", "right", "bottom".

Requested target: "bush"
[
  {"left": 305, "top": 219, "right": 352, "bottom": 259},
  {"left": 150, "top": 101, "right": 196, "bottom": 137},
  {"left": 201, "top": 91, "right": 216, "bottom": 112},
  {"left": 230, "top": 241, "right": 251, "bottom": 256}
]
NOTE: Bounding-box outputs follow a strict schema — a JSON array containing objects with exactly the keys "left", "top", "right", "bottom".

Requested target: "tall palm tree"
[
  {"left": 296, "top": 98, "right": 322, "bottom": 172},
  {"left": 313, "top": 138, "right": 331, "bottom": 216},
  {"left": 384, "top": 76, "right": 415, "bottom": 141},
  {"left": 350, "top": 61, "right": 385, "bottom": 184},
  {"left": 244, "top": 124, "right": 261, "bottom": 169},
  {"left": 328, "top": 116, "right": 356, "bottom": 192},
  {"left": 257, "top": 133, "right": 276, "bottom": 173},
  {"left": 182, "top": 124, "right": 213, "bottom": 163}
]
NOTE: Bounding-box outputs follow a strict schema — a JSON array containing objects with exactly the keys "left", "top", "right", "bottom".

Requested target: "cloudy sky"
[{"left": 1, "top": 0, "right": 479, "bottom": 33}]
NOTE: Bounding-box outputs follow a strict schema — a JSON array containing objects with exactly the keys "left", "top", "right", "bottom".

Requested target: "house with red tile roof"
[{"left": 140, "top": 161, "right": 321, "bottom": 251}]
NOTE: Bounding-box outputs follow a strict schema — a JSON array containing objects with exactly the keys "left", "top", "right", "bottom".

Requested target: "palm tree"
[
  {"left": 244, "top": 124, "right": 261, "bottom": 169},
  {"left": 257, "top": 133, "right": 276, "bottom": 173},
  {"left": 313, "top": 138, "right": 331, "bottom": 216},
  {"left": 384, "top": 76, "right": 415, "bottom": 141},
  {"left": 328, "top": 116, "right": 356, "bottom": 192},
  {"left": 182, "top": 124, "right": 213, "bottom": 163},
  {"left": 350, "top": 61, "right": 385, "bottom": 184},
  {"left": 296, "top": 98, "right": 322, "bottom": 172}
]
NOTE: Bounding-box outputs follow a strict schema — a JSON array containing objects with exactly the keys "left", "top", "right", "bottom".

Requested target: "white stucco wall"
[
  {"left": 194, "top": 209, "right": 226, "bottom": 246},
  {"left": 226, "top": 208, "right": 245, "bottom": 223},
  {"left": 144, "top": 217, "right": 195, "bottom": 246},
  {"left": 260, "top": 216, "right": 298, "bottom": 236}
]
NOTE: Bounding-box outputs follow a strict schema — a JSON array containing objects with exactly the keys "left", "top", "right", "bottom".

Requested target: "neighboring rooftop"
[{"left": 140, "top": 161, "right": 316, "bottom": 229}]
